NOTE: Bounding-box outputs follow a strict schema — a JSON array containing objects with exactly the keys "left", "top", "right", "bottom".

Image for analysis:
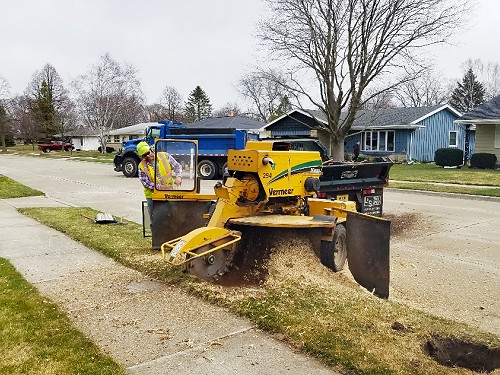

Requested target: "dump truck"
[
  {"left": 148, "top": 139, "right": 391, "bottom": 298},
  {"left": 113, "top": 121, "right": 251, "bottom": 179},
  {"left": 318, "top": 160, "right": 392, "bottom": 217},
  {"left": 265, "top": 138, "right": 392, "bottom": 216}
]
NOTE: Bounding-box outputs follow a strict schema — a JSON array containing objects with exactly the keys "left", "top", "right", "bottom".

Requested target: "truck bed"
[{"left": 318, "top": 161, "right": 393, "bottom": 216}]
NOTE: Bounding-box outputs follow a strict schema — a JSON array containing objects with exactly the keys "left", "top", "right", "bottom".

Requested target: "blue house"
[{"left": 262, "top": 105, "right": 472, "bottom": 162}]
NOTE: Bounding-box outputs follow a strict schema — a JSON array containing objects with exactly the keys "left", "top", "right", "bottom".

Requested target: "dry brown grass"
[{"left": 19, "top": 207, "right": 500, "bottom": 375}]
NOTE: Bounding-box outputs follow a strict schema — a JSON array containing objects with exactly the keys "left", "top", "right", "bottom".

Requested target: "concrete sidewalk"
[{"left": 0, "top": 197, "right": 340, "bottom": 375}]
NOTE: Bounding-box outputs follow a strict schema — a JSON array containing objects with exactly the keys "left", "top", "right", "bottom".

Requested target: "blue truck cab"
[{"left": 113, "top": 121, "right": 249, "bottom": 179}]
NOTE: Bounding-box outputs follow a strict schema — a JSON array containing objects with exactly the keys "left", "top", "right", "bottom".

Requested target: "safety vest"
[{"left": 139, "top": 152, "right": 174, "bottom": 198}]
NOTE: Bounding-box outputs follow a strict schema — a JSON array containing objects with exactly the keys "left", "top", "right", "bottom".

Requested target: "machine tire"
[
  {"left": 320, "top": 224, "right": 347, "bottom": 272},
  {"left": 44, "top": 148, "right": 51, "bottom": 153},
  {"left": 222, "top": 162, "right": 228, "bottom": 175},
  {"left": 122, "top": 157, "right": 138, "bottom": 177},
  {"left": 198, "top": 160, "right": 217, "bottom": 180}
]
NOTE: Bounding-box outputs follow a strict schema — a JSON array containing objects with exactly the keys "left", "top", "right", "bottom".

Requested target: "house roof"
[
  {"left": 264, "top": 104, "right": 460, "bottom": 130},
  {"left": 457, "top": 95, "right": 500, "bottom": 123},
  {"left": 187, "top": 115, "right": 265, "bottom": 131},
  {"left": 57, "top": 127, "right": 98, "bottom": 137},
  {"left": 109, "top": 122, "right": 158, "bottom": 136}
]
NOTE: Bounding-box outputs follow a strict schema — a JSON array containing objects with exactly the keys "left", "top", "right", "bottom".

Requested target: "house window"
[
  {"left": 361, "top": 130, "right": 395, "bottom": 152},
  {"left": 114, "top": 135, "right": 120, "bottom": 143},
  {"left": 449, "top": 131, "right": 458, "bottom": 147},
  {"left": 130, "top": 135, "right": 138, "bottom": 140}
]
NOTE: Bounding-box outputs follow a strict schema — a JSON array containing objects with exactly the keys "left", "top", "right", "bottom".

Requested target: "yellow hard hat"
[{"left": 137, "top": 141, "right": 151, "bottom": 157}]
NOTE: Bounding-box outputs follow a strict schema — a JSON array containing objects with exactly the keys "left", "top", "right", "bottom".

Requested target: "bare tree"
[
  {"left": 72, "top": 53, "right": 144, "bottom": 152},
  {"left": 54, "top": 98, "right": 78, "bottom": 140},
  {"left": 161, "top": 86, "right": 183, "bottom": 122},
  {"left": 113, "top": 94, "right": 146, "bottom": 128},
  {"left": 0, "top": 75, "right": 10, "bottom": 152},
  {"left": 145, "top": 103, "right": 168, "bottom": 122},
  {"left": 238, "top": 71, "right": 290, "bottom": 122},
  {"left": 258, "top": 0, "right": 468, "bottom": 160},
  {"left": 361, "top": 89, "right": 395, "bottom": 110},
  {"left": 213, "top": 102, "right": 242, "bottom": 117},
  {"left": 10, "top": 95, "right": 39, "bottom": 150},
  {"left": 393, "top": 70, "right": 449, "bottom": 107}
]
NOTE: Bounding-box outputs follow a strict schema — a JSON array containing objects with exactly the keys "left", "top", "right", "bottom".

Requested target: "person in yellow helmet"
[{"left": 136, "top": 141, "right": 182, "bottom": 219}]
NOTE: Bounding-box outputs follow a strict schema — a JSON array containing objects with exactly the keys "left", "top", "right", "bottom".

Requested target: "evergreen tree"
[
  {"left": 450, "top": 68, "right": 486, "bottom": 113},
  {"left": 33, "top": 80, "right": 57, "bottom": 139},
  {"left": 269, "top": 95, "right": 293, "bottom": 122},
  {"left": 184, "top": 86, "right": 212, "bottom": 122}
]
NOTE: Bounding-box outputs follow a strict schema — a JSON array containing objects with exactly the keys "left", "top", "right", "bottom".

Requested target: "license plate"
[
  {"left": 336, "top": 194, "right": 348, "bottom": 201},
  {"left": 363, "top": 195, "right": 382, "bottom": 207}
]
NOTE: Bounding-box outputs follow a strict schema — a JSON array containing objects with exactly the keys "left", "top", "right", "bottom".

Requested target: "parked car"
[{"left": 38, "top": 141, "right": 74, "bottom": 152}]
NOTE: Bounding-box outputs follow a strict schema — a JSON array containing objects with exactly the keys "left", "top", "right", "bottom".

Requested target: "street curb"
[{"left": 386, "top": 187, "right": 500, "bottom": 202}]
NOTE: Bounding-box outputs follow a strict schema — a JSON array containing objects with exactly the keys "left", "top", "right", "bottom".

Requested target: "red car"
[{"left": 38, "top": 141, "right": 74, "bottom": 152}]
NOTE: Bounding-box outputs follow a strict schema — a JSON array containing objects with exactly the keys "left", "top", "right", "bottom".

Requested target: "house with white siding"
[
  {"left": 456, "top": 95, "right": 500, "bottom": 165},
  {"left": 107, "top": 122, "right": 156, "bottom": 150},
  {"left": 63, "top": 127, "right": 100, "bottom": 151},
  {"left": 261, "top": 105, "right": 469, "bottom": 162}
]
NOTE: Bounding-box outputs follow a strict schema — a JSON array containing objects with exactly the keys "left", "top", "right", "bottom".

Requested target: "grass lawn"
[
  {"left": 390, "top": 163, "right": 500, "bottom": 186},
  {"left": 0, "top": 176, "right": 44, "bottom": 199},
  {"left": 19, "top": 206, "right": 500, "bottom": 375},
  {"left": 390, "top": 182, "right": 500, "bottom": 197},
  {"left": 2, "top": 145, "right": 115, "bottom": 164},
  {"left": 0, "top": 257, "right": 127, "bottom": 375}
]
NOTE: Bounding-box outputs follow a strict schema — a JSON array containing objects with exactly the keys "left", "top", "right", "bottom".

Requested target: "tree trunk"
[{"left": 329, "top": 137, "right": 345, "bottom": 161}]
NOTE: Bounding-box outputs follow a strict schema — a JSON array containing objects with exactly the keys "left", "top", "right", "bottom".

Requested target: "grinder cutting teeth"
[{"left": 154, "top": 139, "right": 390, "bottom": 298}]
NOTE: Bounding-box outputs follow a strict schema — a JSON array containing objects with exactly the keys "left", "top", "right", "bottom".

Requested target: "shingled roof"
[
  {"left": 267, "top": 104, "right": 460, "bottom": 130},
  {"left": 459, "top": 95, "right": 500, "bottom": 121},
  {"left": 314, "top": 104, "right": 459, "bottom": 128},
  {"left": 187, "top": 115, "right": 265, "bottom": 130},
  {"left": 109, "top": 122, "right": 158, "bottom": 135}
]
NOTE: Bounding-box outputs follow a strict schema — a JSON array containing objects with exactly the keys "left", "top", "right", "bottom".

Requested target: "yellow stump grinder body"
[{"left": 153, "top": 140, "right": 390, "bottom": 298}]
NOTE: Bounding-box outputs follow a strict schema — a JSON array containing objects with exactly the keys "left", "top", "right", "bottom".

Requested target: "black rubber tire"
[
  {"left": 44, "top": 148, "right": 51, "bottom": 153},
  {"left": 320, "top": 224, "right": 347, "bottom": 272},
  {"left": 222, "top": 162, "right": 228, "bottom": 175},
  {"left": 122, "top": 157, "right": 138, "bottom": 178},
  {"left": 198, "top": 160, "right": 217, "bottom": 180}
]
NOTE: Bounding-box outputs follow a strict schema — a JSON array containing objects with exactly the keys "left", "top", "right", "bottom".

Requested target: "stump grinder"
[{"left": 150, "top": 139, "right": 390, "bottom": 298}]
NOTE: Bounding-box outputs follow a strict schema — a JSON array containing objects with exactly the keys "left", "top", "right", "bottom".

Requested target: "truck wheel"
[
  {"left": 198, "top": 160, "right": 217, "bottom": 180},
  {"left": 44, "top": 148, "right": 51, "bottom": 153},
  {"left": 222, "top": 162, "right": 228, "bottom": 175},
  {"left": 320, "top": 224, "right": 347, "bottom": 272},
  {"left": 122, "top": 157, "right": 138, "bottom": 177}
]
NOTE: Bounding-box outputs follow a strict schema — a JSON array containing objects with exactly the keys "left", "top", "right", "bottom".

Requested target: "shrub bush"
[
  {"left": 470, "top": 153, "right": 497, "bottom": 169},
  {"left": 97, "top": 146, "right": 115, "bottom": 154},
  {"left": 98, "top": 146, "right": 115, "bottom": 153},
  {"left": 434, "top": 148, "right": 464, "bottom": 167}
]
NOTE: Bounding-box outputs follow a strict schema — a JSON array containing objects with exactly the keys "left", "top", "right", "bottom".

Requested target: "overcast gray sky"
[{"left": 0, "top": 0, "right": 498, "bottom": 110}]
